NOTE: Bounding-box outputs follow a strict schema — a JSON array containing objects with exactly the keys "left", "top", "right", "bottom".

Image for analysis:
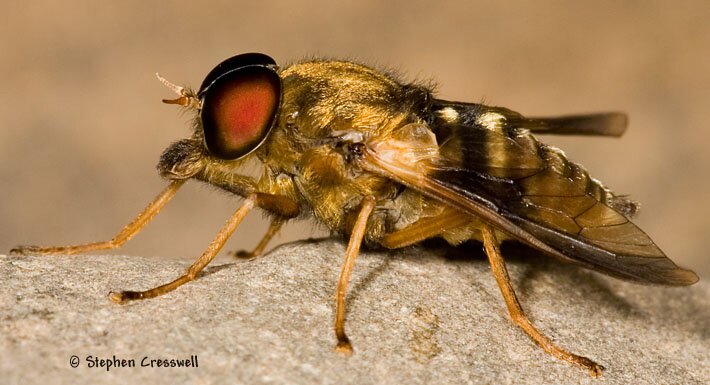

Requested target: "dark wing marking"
[
  {"left": 432, "top": 100, "right": 628, "bottom": 137},
  {"left": 526, "top": 112, "right": 627, "bottom": 137},
  {"left": 361, "top": 101, "right": 697, "bottom": 285}
]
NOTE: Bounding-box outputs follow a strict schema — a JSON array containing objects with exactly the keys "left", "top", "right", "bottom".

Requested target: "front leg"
[
  {"left": 11, "top": 180, "right": 185, "bottom": 255},
  {"left": 10, "top": 139, "right": 206, "bottom": 255}
]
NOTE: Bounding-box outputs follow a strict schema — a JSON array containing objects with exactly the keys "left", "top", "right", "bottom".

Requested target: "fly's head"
[{"left": 158, "top": 53, "right": 283, "bottom": 177}]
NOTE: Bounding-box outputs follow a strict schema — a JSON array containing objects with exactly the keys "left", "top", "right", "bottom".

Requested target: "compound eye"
[{"left": 200, "top": 55, "right": 280, "bottom": 160}]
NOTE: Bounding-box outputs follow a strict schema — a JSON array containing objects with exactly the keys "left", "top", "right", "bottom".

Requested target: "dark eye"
[{"left": 199, "top": 53, "right": 281, "bottom": 160}]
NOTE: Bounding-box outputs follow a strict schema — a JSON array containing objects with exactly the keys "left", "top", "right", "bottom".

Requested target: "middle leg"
[
  {"left": 231, "top": 217, "right": 284, "bottom": 259},
  {"left": 334, "top": 195, "right": 377, "bottom": 355}
]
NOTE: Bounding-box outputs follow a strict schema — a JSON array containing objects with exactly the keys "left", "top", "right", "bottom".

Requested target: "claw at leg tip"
[
  {"left": 590, "top": 364, "right": 605, "bottom": 377},
  {"left": 9, "top": 246, "right": 32, "bottom": 256},
  {"left": 335, "top": 340, "right": 353, "bottom": 356},
  {"left": 231, "top": 250, "right": 255, "bottom": 260},
  {"left": 108, "top": 291, "right": 127, "bottom": 304}
]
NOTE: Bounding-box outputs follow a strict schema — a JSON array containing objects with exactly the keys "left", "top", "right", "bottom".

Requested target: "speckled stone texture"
[{"left": 1, "top": 239, "right": 708, "bottom": 385}]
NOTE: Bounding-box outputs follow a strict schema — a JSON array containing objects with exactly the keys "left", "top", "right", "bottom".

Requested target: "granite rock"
[{"left": 1, "top": 239, "right": 708, "bottom": 384}]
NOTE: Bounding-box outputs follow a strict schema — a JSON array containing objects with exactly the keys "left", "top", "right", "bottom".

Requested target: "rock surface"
[{"left": 1, "top": 239, "right": 708, "bottom": 385}]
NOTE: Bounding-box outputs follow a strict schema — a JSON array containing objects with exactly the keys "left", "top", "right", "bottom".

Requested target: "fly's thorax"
[
  {"left": 277, "top": 59, "right": 430, "bottom": 139},
  {"left": 287, "top": 142, "right": 395, "bottom": 238}
]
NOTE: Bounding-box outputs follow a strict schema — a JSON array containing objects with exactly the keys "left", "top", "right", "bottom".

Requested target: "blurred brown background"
[{"left": 1, "top": 1, "right": 708, "bottom": 277}]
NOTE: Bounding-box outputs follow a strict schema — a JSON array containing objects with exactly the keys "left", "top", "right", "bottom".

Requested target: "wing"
[
  {"left": 432, "top": 100, "right": 629, "bottom": 137},
  {"left": 360, "top": 100, "right": 698, "bottom": 286}
]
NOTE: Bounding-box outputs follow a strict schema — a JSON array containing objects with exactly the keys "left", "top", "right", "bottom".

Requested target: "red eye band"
[{"left": 201, "top": 67, "right": 280, "bottom": 160}]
